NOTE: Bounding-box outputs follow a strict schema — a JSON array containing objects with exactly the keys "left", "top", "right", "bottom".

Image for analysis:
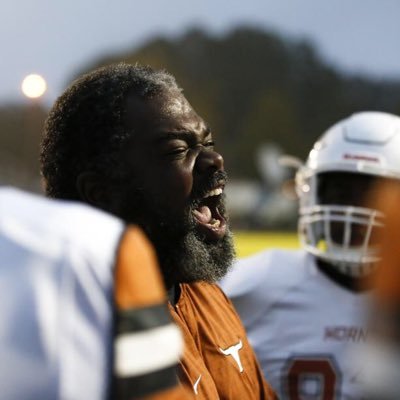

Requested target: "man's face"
[
  {"left": 317, "top": 171, "right": 381, "bottom": 246},
  {"left": 113, "top": 89, "right": 234, "bottom": 287},
  {"left": 318, "top": 172, "right": 376, "bottom": 209}
]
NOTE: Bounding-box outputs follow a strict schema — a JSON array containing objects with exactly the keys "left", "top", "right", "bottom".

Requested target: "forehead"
[
  {"left": 318, "top": 172, "right": 376, "bottom": 187},
  {"left": 317, "top": 171, "right": 379, "bottom": 204},
  {"left": 317, "top": 171, "right": 377, "bottom": 195},
  {"left": 123, "top": 89, "right": 207, "bottom": 138}
]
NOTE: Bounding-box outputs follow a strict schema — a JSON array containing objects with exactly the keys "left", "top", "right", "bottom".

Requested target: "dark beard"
[
  {"left": 118, "top": 180, "right": 235, "bottom": 289},
  {"left": 150, "top": 197, "right": 235, "bottom": 288}
]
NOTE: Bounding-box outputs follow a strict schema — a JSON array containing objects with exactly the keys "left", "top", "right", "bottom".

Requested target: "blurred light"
[{"left": 21, "top": 74, "right": 47, "bottom": 99}]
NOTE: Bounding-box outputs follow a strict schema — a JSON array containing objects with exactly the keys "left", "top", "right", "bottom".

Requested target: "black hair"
[{"left": 40, "top": 63, "right": 180, "bottom": 199}]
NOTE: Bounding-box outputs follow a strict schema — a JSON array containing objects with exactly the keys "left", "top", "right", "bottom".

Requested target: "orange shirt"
[{"left": 169, "top": 282, "right": 277, "bottom": 399}]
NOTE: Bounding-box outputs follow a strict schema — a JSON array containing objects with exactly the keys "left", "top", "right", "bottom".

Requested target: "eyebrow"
[{"left": 156, "top": 128, "right": 212, "bottom": 143}]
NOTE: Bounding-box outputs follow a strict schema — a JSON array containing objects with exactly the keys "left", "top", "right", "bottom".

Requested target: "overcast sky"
[{"left": 2, "top": 0, "right": 400, "bottom": 105}]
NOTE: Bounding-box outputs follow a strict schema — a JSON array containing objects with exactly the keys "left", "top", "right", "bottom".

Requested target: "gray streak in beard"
[{"left": 159, "top": 228, "right": 236, "bottom": 289}]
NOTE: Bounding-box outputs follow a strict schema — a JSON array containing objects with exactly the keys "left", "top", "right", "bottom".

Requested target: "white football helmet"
[{"left": 296, "top": 111, "right": 400, "bottom": 277}]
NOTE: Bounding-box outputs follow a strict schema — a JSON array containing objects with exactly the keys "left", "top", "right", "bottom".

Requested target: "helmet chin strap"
[
  {"left": 315, "top": 257, "right": 376, "bottom": 292},
  {"left": 320, "top": 256, "right": 377, "bottom": 278}
]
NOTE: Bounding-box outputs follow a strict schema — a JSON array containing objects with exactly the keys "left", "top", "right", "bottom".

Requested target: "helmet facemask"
[{"left": 297, "top": 170, "right": 385, "bottom": 277}]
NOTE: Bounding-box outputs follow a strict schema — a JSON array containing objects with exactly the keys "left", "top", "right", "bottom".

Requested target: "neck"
[{"left": 167, "top": 284, "right": 181, "bottom": 305}]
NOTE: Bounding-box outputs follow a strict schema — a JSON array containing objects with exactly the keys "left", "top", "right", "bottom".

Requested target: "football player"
[
  {"left": 0, "top": 187, "right": 187, "bottom": 399},
  {"left": 221, "top": 111, "right": 400, "bottom": 399}
]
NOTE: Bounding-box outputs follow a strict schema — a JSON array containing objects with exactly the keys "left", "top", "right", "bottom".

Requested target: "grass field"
[{"left": 233, "top": 231, "right": 299, "bottom": 258}]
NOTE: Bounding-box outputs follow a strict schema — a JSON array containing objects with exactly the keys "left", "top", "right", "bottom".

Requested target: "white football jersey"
[
  {"left": 0, "top": 187, "right": 124, "bottom": 400},
  {"left": 220, "top": 249, "right": 370, "bottom": 399}
]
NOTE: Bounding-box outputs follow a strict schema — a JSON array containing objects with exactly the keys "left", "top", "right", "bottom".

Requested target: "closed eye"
[
  {"left": 166, "top": 147, "right": 188, "bottom": 157},
  {"left": 204, "top": 141, "right": 215, "bottom": 149}
]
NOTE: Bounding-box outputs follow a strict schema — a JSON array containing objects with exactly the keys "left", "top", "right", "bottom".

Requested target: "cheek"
[
  {"left": 149, "top": 164, "right": 194, "bottom": 211},
  {"left": 165, "top": 167, "right": 193, "bottom": 201}
]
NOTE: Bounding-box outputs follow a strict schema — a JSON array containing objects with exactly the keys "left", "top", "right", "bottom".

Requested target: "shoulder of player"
[
  {"left": 237, "top": 247, "right": 302, "bottom": 271},
  {"left": 221, "top": 248, "right": 308, "bottom": 296},
  {"left": 177, "top": 282, "right": 245, "bottom": 315},
  {"left": 0, "top": 187, "right": 124, "bottom": 264},
  {"left": 179, "top": 281, "right": 229, "bottom": 303},
  {"left": 177, "top": 282, "right": 249, "bottom": 332}
]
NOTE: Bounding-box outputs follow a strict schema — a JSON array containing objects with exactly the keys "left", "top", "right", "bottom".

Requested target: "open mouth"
[{"left": 192, "top": 185, "right": 227, "bottom": 241}]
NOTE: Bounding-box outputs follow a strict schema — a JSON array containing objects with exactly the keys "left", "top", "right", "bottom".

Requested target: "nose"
[{"left": 196, "top": 148, "right": 224, "bottom": 174}]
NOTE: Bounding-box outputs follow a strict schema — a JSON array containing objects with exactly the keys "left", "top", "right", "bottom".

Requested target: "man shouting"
[{"left": 41, "top": 63, "right": 275, "bottom": 399}]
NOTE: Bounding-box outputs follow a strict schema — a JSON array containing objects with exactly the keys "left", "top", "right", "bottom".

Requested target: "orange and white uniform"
[{"left": 0, "top": 188, "right": 187, "bottom": 400}]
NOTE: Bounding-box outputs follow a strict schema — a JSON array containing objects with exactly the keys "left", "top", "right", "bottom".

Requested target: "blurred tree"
[
  {"left": 2, "top": 25, "right": 400, "bottom": 193},
  {"left": 76, "top": 26, "right": 400, "bottom": 179},
  {"left": 0, "top": 104, "right": 46, "bottom": 191}
]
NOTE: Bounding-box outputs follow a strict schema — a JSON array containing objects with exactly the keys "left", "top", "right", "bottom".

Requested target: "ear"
[{"left": 76, "top": 171, "right": 114, "bottom": 211}]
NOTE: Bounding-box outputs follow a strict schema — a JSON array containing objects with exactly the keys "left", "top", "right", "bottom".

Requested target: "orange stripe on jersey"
[
  {"left": 114, "top": 226, "right": 166, "bottom": 309},
  {"left": 371, "top": 182, "right": 400, "bottom": 303}
]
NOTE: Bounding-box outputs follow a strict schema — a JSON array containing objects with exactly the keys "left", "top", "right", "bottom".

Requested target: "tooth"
[{"left": 203, "top": 187, "right": 223, "bottom": 199}]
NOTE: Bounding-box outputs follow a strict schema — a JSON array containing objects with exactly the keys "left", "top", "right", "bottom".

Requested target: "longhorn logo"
[
  {"left": 193, "top": 374, "right": 202, "bottom": 395},
  {"left": 219, "top": 340, "right": 244, "bottom": 372}
]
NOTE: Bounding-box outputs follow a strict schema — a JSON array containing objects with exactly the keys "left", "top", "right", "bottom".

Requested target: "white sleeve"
[
  {"left": 220, "top": 250, "right": 277, "bottom": 328},
  {"left": 0, "top": 189, "right": 124, "bottom": 400},
  {"left": 220, "top": 249, "right": 308, "bottom": 329}
]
